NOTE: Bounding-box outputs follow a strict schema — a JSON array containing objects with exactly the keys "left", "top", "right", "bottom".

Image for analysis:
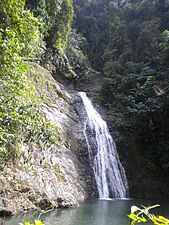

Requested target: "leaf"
[
  {"left": 24, "top": 222, "right": 31, "bottom": 225},
  {"left": 128, "top": 214, "right": 141, "bottom": 222},
  {"left": 34, "top": 220, "right": 44, "bottom": 225},
  {"left": 158, "top": 216, "right": 169, "bottom": 224},
  {"left": 141, "top": 216, "right": 147, "bottom": 222}
]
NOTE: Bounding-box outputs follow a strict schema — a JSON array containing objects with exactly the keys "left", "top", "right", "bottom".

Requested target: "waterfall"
[{"left": 79, "top": 92, "right": 128, "bottom": 199}]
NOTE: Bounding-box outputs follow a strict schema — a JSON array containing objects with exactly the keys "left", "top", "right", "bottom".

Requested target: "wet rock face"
[
  {"left": 73, "top": 94, "right": 99, "bottom": 198},
  {"left": 0, "top": 64, "right": 94, "bottom": 215},
  {"left": 75, "top": 72, "right": 169, "bottom": 200}
]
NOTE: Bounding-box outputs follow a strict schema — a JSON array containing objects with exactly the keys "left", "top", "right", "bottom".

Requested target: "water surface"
[{"left": 3, "top": 199, "right": 169, "bottom": 225}]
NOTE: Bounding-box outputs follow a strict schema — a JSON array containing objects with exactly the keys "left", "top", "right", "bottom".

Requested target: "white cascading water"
[{"left": 79, "top": 92, "right": 128, "bottom": 199}]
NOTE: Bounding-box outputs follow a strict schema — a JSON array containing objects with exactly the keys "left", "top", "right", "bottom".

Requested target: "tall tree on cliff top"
[{"left": 73, "top": 0, "right": 112, "bottom": 70}]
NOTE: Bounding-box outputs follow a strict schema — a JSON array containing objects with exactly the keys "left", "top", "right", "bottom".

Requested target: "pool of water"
[{"left": 3, "top": 199, "right": 169, "bottom": 225}]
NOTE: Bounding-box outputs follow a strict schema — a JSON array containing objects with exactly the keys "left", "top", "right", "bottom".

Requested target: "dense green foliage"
[
  {"left": 26, "top": 0, "right": 84, "bottom": 79},
  {"left": 0, "top": 0, "right": 41, "bottom": 164},
  {"left": 73, "top": 0, "right": 111, "bottom": 70},
  {"left": 26, "top": 0, "right": 74, "bottom": 49},
  {"left": 74, "top": 0, "right": 169, "bottom": 173},
  {"left": 0, "top": 0, "right": 92, "bottom": 167},
  {"left": 0, "top": 0, "right": 67, "bottom": 167},
  {"left": 100, "top": 0, "right": 169, "bottom": 172},
  {"left": 2, "top": 0, "right": 169, "bottom": 177}
]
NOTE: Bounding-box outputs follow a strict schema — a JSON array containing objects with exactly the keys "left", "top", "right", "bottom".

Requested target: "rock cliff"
[{"left": 0, "top": 64, "right": 95, "bottom": 216}]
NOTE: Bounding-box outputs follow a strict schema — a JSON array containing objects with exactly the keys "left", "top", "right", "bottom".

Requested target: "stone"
[{"left": 0, "top": 64, "right": 92, "bottom": 216}]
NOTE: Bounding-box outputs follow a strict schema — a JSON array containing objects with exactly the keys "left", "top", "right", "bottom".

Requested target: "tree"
[
  {"left": 100, "top": 0, "right": 169, "bottom": 172},
  {"left": 0, "top": 0, "right": 58, "bottom": 166}
]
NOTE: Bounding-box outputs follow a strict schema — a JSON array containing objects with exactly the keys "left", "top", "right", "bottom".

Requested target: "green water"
[{"left": 3, "top": 199, "right": 169, "bottom": 225}]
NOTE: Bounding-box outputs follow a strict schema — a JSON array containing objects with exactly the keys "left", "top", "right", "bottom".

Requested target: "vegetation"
[
  {"left": 74, "top": 0, "right": 169, "bottom": 173},
  {"left": 128, "top": 205, "right": 169, "bottom": 225},
  {"left": 1, "top": 0, "right": 169, "bottom": 200},
  {"left": 26, "top": 0, "right": 74, "bottom": 49},
  {"left": 0, "top": 0, "right": 40, "bottom": 165},
  {"left": 73, "top": 0, "right": 111, "bottom": 70},
  {"left": 26, "top": 0, "right": 87, "bottom": 79},
  {"left": 0, "top": 0, "right": 92, "bottom": 167},
  {"left": 0, "top": 0, "right": 71, "bottom": 167},
  {"left": 100, "top": 0, "right": 169, "bottom": 172},
  {"left": 19, "top": 220, "right": 44, "bottom": 225}
]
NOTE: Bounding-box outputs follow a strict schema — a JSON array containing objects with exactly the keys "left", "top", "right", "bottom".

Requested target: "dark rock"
[
  {"left": 36, "top": 198, "right": 53, "bottom": 210},
  {"left": 0, "top": 210, "right": 13, "bottom": 217},
  {"left": 57, "top": 196, "right": 78, "bottom": 209}
]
